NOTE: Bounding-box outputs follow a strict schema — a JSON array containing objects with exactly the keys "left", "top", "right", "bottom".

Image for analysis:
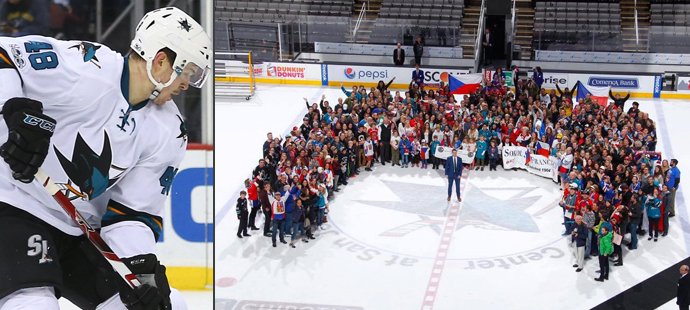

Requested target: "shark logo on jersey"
[
  {"left": 69, "top": 41, "right": 102, "bottom": 69},
  {"left": 178, "top": 18, "right": 192, "bottom": 32},
  {"left": 176, "top": 114, "right": 187, "bottom": 147},
  {"left": 54, "top": 132, "right": 123, "bottom": 200},
  {"left": 118, "top": 107, "right": 136, "bottom": 134}
]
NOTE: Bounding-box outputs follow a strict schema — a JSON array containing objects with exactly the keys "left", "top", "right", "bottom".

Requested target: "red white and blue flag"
[
  {"left": 536, "top": 141, "right": 550, "bottom": 157},
  {"left": 576, "top": 82, "right": 609, "bottom": 107},
  {"left": 449, "top": 74, "right": 482, "bottom": 95},
  {"left": 525, "top": 149, "right": 531, "bottom": 165}
]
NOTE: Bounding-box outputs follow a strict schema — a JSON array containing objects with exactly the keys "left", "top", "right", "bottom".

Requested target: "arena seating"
[
  {"left": 215, "top": 0, "right": 352, "bottom": 21},
  {"left": 533, "top": 1, "right": 622, "bottom": 51},
  {"left": 649, "top": 1, "right": 690, "bottom": 53},
  {"left": 371, "top": 0, "right": 463, "bottom": 45},
  {"left": 215, "top": 0, "right": 351, "bottom": 58},
  {"left": 215, "top": 0, "right": 352, "bottom": 22}
]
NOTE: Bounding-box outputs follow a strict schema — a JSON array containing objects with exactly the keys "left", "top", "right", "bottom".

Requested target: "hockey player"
[{"left": 0, "top": 7, "right": 210, "bottom": 310}]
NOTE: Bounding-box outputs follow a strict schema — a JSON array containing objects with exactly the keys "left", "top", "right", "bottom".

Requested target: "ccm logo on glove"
[{"left": 23, "top": 113, "right": 56, "bottom": 132}]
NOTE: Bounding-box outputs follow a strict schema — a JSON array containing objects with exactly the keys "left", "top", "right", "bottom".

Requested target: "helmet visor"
[{"left": 177, "top": 61, "right": 210, "bottom": 88}]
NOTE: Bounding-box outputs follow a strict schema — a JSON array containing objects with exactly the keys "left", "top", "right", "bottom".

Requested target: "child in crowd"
[
  {"left": 236, "top": 190, "right": 250, "bottom": 238},
  {"left": 488, "top": 140, "right": 499, "bottom": 171},
  {"left": 431, "top": 136, "right": 441, "bottom": 169},
  {"left": 364, "top": 135, "right": 375, "bottom": 171},
  {"left": 475, "top": 135, "right": 488, "bottom": 171},
  {"left": 316, "top": 184, "right": 328, "bottom": 229},
  {"left": 400, "top": 135, "right": 411, "bottom": 168}
]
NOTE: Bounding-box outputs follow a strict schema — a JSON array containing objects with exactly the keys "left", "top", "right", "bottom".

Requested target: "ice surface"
[
  {"left": 215, "top": 85, "right": 690, "bottom": 309},
  {"left": 58, "top": 290, "right": 212, "bottom": 309}
]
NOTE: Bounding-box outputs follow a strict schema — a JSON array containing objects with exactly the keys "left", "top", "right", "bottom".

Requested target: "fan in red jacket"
[{"left": 245, "top": 178, "right": 261, "bottom": 230}]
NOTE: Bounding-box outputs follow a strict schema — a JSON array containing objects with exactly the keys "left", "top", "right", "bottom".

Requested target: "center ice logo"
[
  {"left": 354, "top": 180, "right": 540, "bottom": 234},
  {"left": 344, "top": 67, "right": 356, "bottom": 79},
  {"left": 327, "top": 174, "right": 565, "bottom": 268}
]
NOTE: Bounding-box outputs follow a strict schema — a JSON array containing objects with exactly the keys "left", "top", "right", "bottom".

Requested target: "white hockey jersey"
[{"left": 0, "top": 35, "right": 187, "bottom": 239}]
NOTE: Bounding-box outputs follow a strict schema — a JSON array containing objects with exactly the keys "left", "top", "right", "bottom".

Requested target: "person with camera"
[{"left": 560, "top": 183, "right": 581, "bottom": 235}]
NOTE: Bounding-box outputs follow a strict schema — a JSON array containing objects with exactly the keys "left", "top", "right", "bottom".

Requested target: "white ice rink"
[
  {"left": 58, "top": 291, "right": 212, "bottom": 309},
  {"left": 215, "top": 85, "right": 690, "bottom": 309}
]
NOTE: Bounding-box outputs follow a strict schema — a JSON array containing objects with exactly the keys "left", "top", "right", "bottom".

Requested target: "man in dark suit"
[
  {"left": 413, "top": 36, "right": 424, "bottom": 66},
  {"left": 412, "top": 63, "right": 424, "bottom": 88},
  {"left": 482, "top": 27, "right": 493, "bottom": 66},
  {"left": 678, "top": 265, "right": 690, "bottom": 310},
  {"left": 445, "top": 149, "right": 463, "bottom": 202},
  {"left": 393, "top": 42, "right": 405, "bottom": 66}
]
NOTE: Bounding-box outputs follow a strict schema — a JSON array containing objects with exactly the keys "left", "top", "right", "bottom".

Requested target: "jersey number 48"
[{"left": 24, "top": 41, "right": 59, "bottom": 70}]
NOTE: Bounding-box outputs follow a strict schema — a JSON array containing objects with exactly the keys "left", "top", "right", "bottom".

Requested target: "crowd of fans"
[
  {"left": 235, "top": 65, "right": 681, "bottom": 276},
  {"left": 0, "top": 0, "right": 100, "bottom": 40}
]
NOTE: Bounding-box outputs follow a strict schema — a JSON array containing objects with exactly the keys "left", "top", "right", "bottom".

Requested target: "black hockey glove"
[
  {"left": 119, "top": 254, "right": 172, "bottom": 310},
  {"left": 0, "top": 97, "right": 56, "bottom": 183}
]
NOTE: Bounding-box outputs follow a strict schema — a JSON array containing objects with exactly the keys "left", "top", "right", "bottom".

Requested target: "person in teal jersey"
[
  {"left": 430, "top": 135, "right": 441, "bottom": 169},
  {"left": 475, "top": 135, "right": 488, "bottom": 171}
]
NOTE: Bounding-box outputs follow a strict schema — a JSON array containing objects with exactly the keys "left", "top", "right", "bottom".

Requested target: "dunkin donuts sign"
[{"left": 266, "top": 63, "right": 306, "bottom": 78}]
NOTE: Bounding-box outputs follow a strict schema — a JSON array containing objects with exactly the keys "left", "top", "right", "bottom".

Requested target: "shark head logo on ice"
[
  {"left": 328, "top": 173, "right": 566, "bottom": 269},
  {"left": 354, "top": 180, "right": 541, "bottom": 234}
]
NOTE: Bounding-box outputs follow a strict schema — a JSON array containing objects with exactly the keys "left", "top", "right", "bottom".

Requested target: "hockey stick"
[{"left": 34, "top": 168, "right": 141, "bottom": 289}]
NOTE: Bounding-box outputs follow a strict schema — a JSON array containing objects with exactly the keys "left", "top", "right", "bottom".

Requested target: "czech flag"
[
  {"left": 525, "top": 149, "right": 531, "bottom": 165},
  {"left": 449, "top": 74, "right": 482, "bottom": 95},
  {"left": 536, "top": 141, "right": 550, "bottom": 157},
  {"left": 575, "top": 82, "right": 609, "bottom": 107}
]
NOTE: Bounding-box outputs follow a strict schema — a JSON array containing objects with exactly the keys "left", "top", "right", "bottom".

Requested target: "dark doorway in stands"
[{"left": 485, "top": 15, "right": 506, "bottom": 67}]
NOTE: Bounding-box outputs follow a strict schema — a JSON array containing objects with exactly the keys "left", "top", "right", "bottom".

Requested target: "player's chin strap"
[
  {"left": 145, "top": 59, "right": 177, "bottom": 101},
  {"left": 149, "top": 89, "right": 161, "bottom": 101},
  {"left": 33, "top": 168, "right": 142, "bottom": 290}
]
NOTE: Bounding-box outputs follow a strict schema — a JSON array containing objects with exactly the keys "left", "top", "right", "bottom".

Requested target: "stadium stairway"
[
  {"left": 514, "top": 0, "right": 535, "bottom": 60},
  {"left": 621, "top": 0, "right": 651, "bottom": 52},
  {"left": 461, "top": 0, "right": 482, "bottom": 59},
  {"left": 346, "top": 0, "right": 382, "bottom": 43}
]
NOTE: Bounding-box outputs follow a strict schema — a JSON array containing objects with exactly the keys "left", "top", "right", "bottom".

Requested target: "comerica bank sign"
[{"left": 588, "top": 76, "right": 639, "bottom": 89}]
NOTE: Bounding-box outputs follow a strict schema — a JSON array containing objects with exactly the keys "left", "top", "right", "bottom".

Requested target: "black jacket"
[
  {"left": 572, "top": 223, "right": 588, "bottom": 247},
  {"left": 556, "top": 81, "right": 580, "bottom": 103},
  {"left": 413, "top": 41, "right": 423, "bottom": 57},
  {"left": 609, "top": 90, "right": 630, "bottom": 109},
  {"left": 379, "top": 123, "right": 392, "bottom": 142},
  {"left": 679, "top": 274, "right": 690, "bottom": 306},
  {"left": 236, "top": 198, "right": 248, "bottom": 217},
  {"left": 393, "top": 48, "right": 405, "bottom": 65},
  {"left": 262, "top": 140, "right": 271, "bottom": 157},
  {"left": 292, "top": 206, "right": 306, "bottom": 222},
  {"left": 629, "top": 200, "right": 643, "bottom": 220}
]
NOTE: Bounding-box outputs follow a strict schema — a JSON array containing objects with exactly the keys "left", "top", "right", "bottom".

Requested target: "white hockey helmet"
[{"left": 130, "top": 7, "right": 211, "bottom": 98}]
